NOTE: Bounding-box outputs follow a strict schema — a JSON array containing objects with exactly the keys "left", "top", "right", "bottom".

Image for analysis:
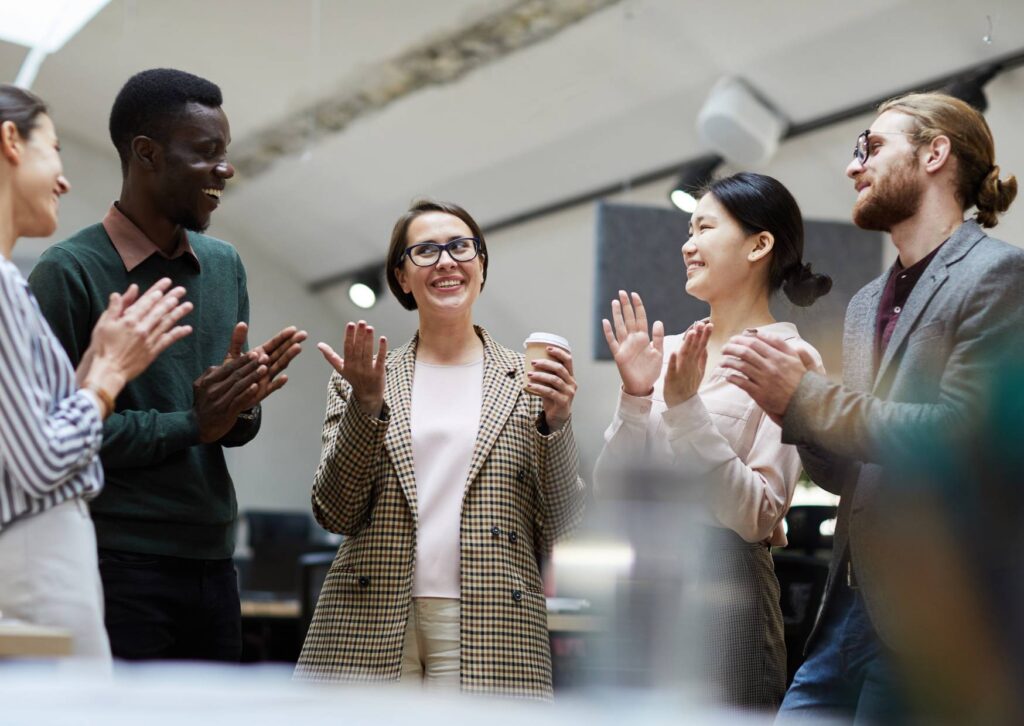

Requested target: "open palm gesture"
[
  {"left": 317, "top": 320, "right": 388, "bottom": 418},
  {"left": 602, "top": 290, "right": 664, "bottom": 397}
]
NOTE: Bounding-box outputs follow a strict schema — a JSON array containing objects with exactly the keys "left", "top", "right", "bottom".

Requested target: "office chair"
[
  {"left": 239, "top": 510, "right": 313, "bottom": 595},
  {"left": 299, "top": 551, "right": 336, "bottom": 643}
]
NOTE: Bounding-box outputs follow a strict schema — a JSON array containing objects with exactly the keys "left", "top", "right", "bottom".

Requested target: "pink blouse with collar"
[{"left": 595, "top": 321, "right": 825, "bottom": 547}]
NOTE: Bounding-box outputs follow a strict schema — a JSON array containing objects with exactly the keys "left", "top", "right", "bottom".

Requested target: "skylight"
[{"left": 0, "top": 0, "right": 110, "bottom": 53}]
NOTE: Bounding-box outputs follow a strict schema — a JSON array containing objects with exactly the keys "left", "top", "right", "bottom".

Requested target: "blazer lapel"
[
  {"left": 847, "top": 275, "right": 885, "bottom": 392},
  {"left": 873, "top": 266, "right": 948, "bottom": 391},
  {"left": 872, "top": 221, "right": 983, "bottom": 391},
  {"left": 463, "top": 327, "right": 521, "bottom": 491},
  {"left": 384, "top": 336, "right": 419, "bottom": 520}
]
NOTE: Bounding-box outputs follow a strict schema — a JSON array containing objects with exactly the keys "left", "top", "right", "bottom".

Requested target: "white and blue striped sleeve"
[{"left": 0, "top": 265, "right": 102, "bottom": 498}]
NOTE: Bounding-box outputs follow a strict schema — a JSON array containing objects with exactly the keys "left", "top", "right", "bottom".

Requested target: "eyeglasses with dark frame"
[
  {"left": 853, "top": 129, "right": 918, "bottom": 166},
  {"left": 401, "top": 236, "right": 481, "bottom": 267}
]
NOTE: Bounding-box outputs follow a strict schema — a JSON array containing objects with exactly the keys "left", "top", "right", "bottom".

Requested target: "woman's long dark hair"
[
  {"left": 0, "top": 84, "right": 47, "bottom": 139},
  {"left": 703, "top": 172, "right": 831, "bottom": 307}
]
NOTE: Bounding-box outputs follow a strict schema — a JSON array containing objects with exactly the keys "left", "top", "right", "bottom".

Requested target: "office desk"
[
  {"left": 241, "top": 597, "right": 603, "bottom": 632},
  {"left": 241, "top": 598, "right": 300, "bottom": 619},
  {"left": 0, "top": 621, "right": 72, "bottom": 658}
]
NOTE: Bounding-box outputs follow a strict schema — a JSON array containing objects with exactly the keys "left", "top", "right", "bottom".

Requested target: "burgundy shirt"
[{"left": 875, "top": 243, "right": 944, "bottom": 365}]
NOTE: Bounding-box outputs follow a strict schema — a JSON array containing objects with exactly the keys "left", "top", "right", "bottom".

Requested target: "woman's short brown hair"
[{"left": 385, "top": 199, "right": 489, "bottom": 311}]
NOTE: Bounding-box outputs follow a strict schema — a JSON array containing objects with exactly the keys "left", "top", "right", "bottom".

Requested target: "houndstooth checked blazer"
[{"left": 294, "top": 326, "right": 585, "bottom": 699}]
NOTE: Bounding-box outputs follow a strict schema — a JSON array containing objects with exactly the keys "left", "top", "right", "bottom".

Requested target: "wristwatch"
[{"left": 237, "top": 405, "right": 260, "bottom": 421}]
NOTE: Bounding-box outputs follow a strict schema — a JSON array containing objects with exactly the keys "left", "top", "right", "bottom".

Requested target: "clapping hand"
[
  {"left": 663, "top": 321, "right": 713, "bottom": 408},
  {"left": 223, "top": 323, "right": 307, "bottom": 407},
  {"left": 602, "top": 290, "right": 664, "bottom": 397},
  {"left": 719, "top": 331, "right": 817, "bottom": 425},
  {"left": 89, "top": 279, "right": 194, "bottom": 380},
  {"left": 82, "top": 278, "right": 194, "bottom": 392},
  {"left": 193, "top": 336, "right": 268, "bottom": 443},
  {"left": 318, "top": 321, "right": 388, "bottom": 418}
]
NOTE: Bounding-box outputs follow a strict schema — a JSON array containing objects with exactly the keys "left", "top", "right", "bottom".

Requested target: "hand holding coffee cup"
[{"left": 523, "top": 333, "right": 576, "bottom": 432}]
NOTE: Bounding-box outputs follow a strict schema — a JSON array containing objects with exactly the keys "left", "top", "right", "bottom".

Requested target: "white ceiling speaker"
[{"left": 696, "top": 77, "right": 786, "bottom": 167}]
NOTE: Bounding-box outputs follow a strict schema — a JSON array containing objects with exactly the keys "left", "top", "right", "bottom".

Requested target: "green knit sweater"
[{"left": 29, "top": 223, "right": 259, "bottom": 559}]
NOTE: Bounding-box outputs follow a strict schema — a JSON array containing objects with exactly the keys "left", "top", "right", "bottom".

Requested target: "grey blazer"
[{"left": 782, "top": 219, "right": 1024, "bottom": 648}]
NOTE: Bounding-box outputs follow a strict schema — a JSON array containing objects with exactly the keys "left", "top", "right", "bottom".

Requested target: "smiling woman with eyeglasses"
[{"left": 295, "top": 199, "right": 585, "bottom": 699}]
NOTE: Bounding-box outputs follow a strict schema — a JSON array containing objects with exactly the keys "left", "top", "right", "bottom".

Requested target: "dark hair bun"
[{"left": 782, "top": 262, "right": 832, "bottom": 307}]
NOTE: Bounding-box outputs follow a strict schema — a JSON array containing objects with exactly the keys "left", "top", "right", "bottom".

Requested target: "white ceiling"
[{"left": 4, "top": 0, "right": 1024, "bottom": 284}]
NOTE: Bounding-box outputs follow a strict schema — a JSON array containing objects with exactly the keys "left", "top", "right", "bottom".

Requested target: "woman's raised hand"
[
  {"left": 317, "top": 321, "right": 387, "bottom": 418},
  {"left": 76, "top": 278, "right": 193, "bottom": 417},
  {"left": 85, "top": 278, "right": 194, "bottom": 387},
  {"left": 663, "top": 320, "right": 713, "bottom": 408},
  {"left": 602, "top": 290, "right": 664, "bottom": 397}
]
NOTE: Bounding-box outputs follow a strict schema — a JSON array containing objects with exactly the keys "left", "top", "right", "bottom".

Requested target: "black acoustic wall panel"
[{"left": 593, "top": 201, "right": 885, "bottom": 375}]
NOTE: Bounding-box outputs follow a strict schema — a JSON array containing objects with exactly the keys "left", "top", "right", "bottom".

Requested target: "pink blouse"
[{"left": 595, "top": 322, "right": 824, "bottom": 546}]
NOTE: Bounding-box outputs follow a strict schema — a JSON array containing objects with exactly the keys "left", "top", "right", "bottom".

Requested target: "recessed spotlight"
[
  {"left": 348, "top": 282, "right": 376, "bottom": 309},
  {"left": 668, "top": 154, "right": 722, "bottom": 213},
  {"left": 346, "top": 264, "right": 384, "bottom": 309}
]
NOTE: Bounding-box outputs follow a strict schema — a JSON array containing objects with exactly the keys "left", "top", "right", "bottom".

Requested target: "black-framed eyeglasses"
[
  {"left": 401, "top": 237, "right": 481, "bottom": 267},
  {"left": 853, "top": 129, "right": 917, "bottom": 166}
]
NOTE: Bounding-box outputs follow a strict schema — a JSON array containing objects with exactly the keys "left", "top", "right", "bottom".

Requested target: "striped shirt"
[{"left": 0, "top": 256, "right": 103, "bottom": 532}]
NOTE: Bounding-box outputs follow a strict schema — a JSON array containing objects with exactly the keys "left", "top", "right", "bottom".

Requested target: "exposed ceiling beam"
[{"left": 231, "top": 0, "right": 622, "bottom": 179}]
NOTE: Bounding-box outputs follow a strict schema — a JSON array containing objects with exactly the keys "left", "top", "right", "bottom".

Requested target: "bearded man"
[{"left": 717, "top": 92, "right": 1024, "bottom": 721}]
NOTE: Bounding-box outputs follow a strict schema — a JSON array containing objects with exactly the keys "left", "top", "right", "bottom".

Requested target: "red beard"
[{"left": 853, "top": 152, "right": 923, "bottom": 232}]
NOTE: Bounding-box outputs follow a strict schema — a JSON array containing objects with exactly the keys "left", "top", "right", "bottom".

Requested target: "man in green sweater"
[{"left": 29, "top": 68, "right": 306, "bottom": 661}]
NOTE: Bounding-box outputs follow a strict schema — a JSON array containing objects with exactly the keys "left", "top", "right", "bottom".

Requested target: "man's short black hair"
[{"left": 109, "top": 68, "right": 223, "bottom": 173}]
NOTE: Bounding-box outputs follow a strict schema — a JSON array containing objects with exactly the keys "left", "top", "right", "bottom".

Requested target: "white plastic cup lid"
[{"left": 523, "top": 332, "right": 571, "bottom": 352}]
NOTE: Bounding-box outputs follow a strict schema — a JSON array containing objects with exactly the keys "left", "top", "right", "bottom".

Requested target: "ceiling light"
[
  {"left": 347, "top": 265, "right": 383, "bottom": 309},
  {"left": 348, "top": 283, "right": 376, "bottom": 309},
  {"left": 4, "top": 0, "right": 111, "bottom": 89},
  {"left": 1, "top": 0, "right": 110, "bottom": 52},
  {"left": 669, "top": 154, "right": 722, "bottom": 213}
]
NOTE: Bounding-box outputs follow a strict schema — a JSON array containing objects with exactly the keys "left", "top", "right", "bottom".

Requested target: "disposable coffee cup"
[{"left": 523, "top": 332, "right": 571, "bottom": 393}]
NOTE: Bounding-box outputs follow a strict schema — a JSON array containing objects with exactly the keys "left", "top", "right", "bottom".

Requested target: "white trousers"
[
  {"left": 0, "top": 498, "right": 111, "bottom": 663},
  {"left": 399, "top": 597, "right": 460, "bottom": 689}
]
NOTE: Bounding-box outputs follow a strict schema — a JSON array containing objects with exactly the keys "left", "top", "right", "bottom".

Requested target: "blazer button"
[
  {"left": 491, "top": 525, "right": 502, "bottom": 537},
  {"left": 508, "top": 531, "right": 518, "bottom": 544},
  {"left": 358, "top": 576, "right": 370, "bottom": 588},
  {"left": 512, "top": 590, "right": 522, "bottom": 602},
  {"left": 516, "top": 470, "right": 526, "bottom": 483}
]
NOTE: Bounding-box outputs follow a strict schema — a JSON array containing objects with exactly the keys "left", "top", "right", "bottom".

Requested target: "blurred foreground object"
[
  {"left": 867, "top": 344, "right": 1024, "bottom": 724},
  {"left": 560, "top": 463, "right": 798, "bottom": 713}
]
